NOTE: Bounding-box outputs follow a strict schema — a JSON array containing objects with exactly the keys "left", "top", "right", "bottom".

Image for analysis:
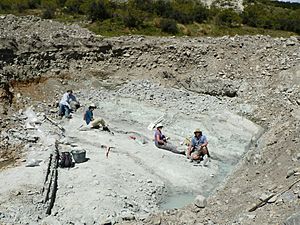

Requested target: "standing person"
[
  {"left": 59, "top": 90, "right": 74, "bottom": 118},
  {"left": 187, "top": 129, "right": 210, "bottom": 165},
  {"left": 154, "top": 123, "right": 185, "bottom": 155}
]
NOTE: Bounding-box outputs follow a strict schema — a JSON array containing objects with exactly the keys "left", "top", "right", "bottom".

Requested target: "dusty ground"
[
  {"left": 0, "top": 15, "right": 299, "bottom": 225},
  {"left": 0, "top": 81, "right": 262, "bottom": 224}
]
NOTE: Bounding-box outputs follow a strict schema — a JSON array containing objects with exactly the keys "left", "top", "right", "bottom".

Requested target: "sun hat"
[
  {"left": 89, "top": 103, "right": 96, "bottom": 108},
  {"left": 194, "top": 128, "right": 201, "bottom": 133},
  {"left": 156, "top": 123, "right": 163, "bottom": 128}
]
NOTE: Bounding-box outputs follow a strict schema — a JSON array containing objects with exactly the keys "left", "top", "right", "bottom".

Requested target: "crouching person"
[
  {"left": 187, "top": 129, "right": 210, "bottom": 165},
  {"left": 58, "top": 90, "right": 73, "bottom": 118},
  {"left": 154, "top": 123, "right": 185, "bottom": 155}
]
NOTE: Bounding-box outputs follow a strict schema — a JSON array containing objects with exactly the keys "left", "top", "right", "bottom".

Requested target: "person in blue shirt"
[
  {"left": 154, "top": 123, "right": 185, "bottom": 155},
  {"left": 83, "top": 104, "right": 111, "bottom": 133},
  {"left": 187, "top": 129, "right": 210, "bottom": 165},
  {"left": 84, "top": 104, "right": 96, "bottom": 125}
]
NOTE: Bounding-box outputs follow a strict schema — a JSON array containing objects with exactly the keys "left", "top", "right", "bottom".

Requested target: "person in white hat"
[
  {"left": 83, "top": 103, "right": 97, "bottom": 125},
  {"left": 154, "top": 123, "right": 185, "bottom": 155},
  {"left": 187, "top": 129, "right": 210, "bottom": 165}
]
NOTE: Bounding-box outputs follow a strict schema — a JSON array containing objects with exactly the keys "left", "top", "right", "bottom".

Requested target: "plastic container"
[{"left": 71, "top": 149, "right": 86, "bottom": 163}]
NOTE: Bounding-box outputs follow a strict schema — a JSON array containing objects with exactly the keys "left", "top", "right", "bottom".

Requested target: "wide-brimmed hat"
[
  {"left": 156, "top": 123, "right": 163, "bottom": 128},
  {"left": 89, "top": 103, "right": 96, "bottom": 108},
  {"left": 194, "top": 128, "right": 201, "bottom": 133}
]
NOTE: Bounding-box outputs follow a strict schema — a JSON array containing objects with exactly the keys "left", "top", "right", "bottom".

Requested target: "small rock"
[
  {"left": 121, "top": 212, "right": 135, "bottom": 221},
  {"left": 151, "top": 217, "right": 161, "bottom": 225},
  {"left": 267, "top": 195, "right": 277, "bottom": 203},
  {"left": 286, "top": 39, "right": 296, "bottom": 46},
  {"left": 247, "top": 214, "right": 256, "bottom": 220},
  {"left": 26, "top": 159, "right": 42, "bottom": 167},
  {"left": 286, "top": 169, "right": 295, "bottom": 178},
  {"left": 100, "top": 219, "right": 112, "bottom": 225},
  {"left": 194, "top": 195, "right": 207, "bottom": 208}
]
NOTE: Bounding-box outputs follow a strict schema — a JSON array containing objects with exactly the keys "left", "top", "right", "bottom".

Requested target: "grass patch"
[{"left": 181, "top": 23, "right": 296, "bottom": 37}]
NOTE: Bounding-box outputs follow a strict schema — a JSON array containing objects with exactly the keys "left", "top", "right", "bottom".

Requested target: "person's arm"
[
  {"left": 189, "top": 138, "right": 196, "bottom": 151},
  {"left": 155, "top": 134, "right": 165, "bottom": 145},
  {"left": 201, "top": 136, "right": 208, "bottom": 147},
  {"left": 90, "top": 112, "right": 94, "bottom": 121},
  {"left": 69, "top": 94, "right": 78, "bottom": 103},
  {"left": 188, "top": 143, "right": 193, "bottom": 152}
]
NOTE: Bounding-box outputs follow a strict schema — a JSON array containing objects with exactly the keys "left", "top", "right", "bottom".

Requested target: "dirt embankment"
[{"left": 0, "top": 15, "right": 299, "bottom": 225}]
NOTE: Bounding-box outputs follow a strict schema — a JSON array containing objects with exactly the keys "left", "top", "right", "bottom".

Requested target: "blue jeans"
[{"left": 59, "top": 104, "right": 70, "bottom": 117}]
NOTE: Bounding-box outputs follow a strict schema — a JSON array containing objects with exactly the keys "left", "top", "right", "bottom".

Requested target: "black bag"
[{"left": 60, "top": 152, "right": 73, "bottom": 168}]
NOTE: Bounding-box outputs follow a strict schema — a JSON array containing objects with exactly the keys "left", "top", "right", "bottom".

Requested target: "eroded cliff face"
[{"left": 0, "top": 14, "right": 299, "bottom": 225}]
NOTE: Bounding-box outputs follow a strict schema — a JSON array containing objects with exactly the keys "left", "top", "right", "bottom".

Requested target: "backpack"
[{"left": 60, "top": 152, "right": 73, "bottom": 168}]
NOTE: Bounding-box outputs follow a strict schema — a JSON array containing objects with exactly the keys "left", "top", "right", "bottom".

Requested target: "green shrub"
[
  {"left": 129, "top": 0, "right": 154, "bottom": 13},
  {"left": 85, "top": 0, "right": 111, "bottom": 21},
  {"left": 28, "top": 0, "right": 40, "bottom": 9},
  {"left": 12, "top": 0, "right": 29, "bottom": 13},
  {"left": 153, "top": 0, "right": 172, "bottom": 17},
  {"left": 242, "top": 4, "right": 268, "bottom": 27},
  {"left": 215, "top": 8, "right": 242, "bottom": 27},
  {"left": 64, "top": 0, "right": 83, "bottom": 14},
  {"left": 123, "top": 10, "right": 144, "bottom": 28},
  {"left": 242, "top": 3, "right": 300, "bottom": 33},
  {"left": 41, "top": 0, "right": 57, "bottom": 18},
  {"left": 160, "top": 18, "right": 178, "bottom": 34},
  {"left": 193, "top": 3, "right": 209, "bottom": 23},
  {"left": 0, "top": 0, "right": 12, "bottom": 11},
  {"left": 42, "top": 7, "right": 55, "bottom": 18}
]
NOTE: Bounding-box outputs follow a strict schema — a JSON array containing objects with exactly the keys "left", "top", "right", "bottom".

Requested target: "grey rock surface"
[{"left": 0, "top": 15, "right": 299, "bottom": 225}]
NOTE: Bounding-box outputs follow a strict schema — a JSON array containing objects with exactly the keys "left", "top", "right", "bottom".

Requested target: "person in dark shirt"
[
  {"left": 154, "top": 123, "right": 185, "bottom": 155},
  {"left": 84, "top": 103, "right": 96, "bottom": 125},
  {"left": 82, "top": 104, "right": 111, "bottom": 133}
]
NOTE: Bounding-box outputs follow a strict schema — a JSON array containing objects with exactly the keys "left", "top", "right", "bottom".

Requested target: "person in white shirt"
[{"left": 59, "top": 90, "right": 74, "bottom": 118}]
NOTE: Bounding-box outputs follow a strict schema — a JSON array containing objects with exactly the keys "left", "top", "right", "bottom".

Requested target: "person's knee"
[
  {"left": 192, "top": 153, "right": 200, "bottom": 160},
  {"left": 201, "top": 146, "right": 208, "bottom": 155}
]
